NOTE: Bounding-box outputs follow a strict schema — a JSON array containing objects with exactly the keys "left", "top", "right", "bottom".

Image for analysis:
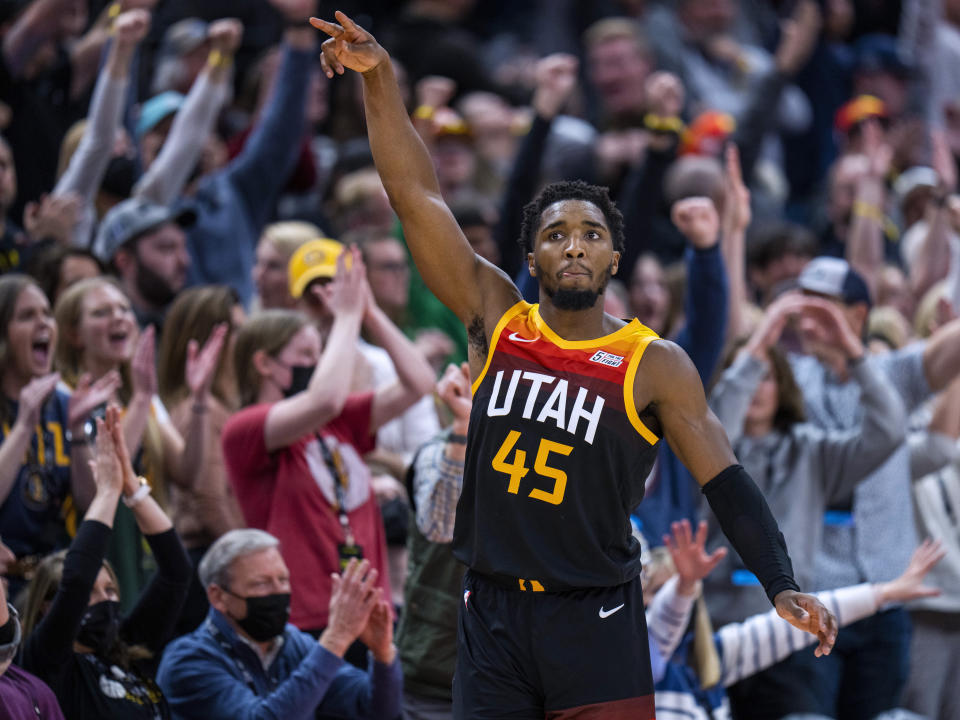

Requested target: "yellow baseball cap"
[{"left": 288, "top": 238, "right": 345, "bottom": 298}]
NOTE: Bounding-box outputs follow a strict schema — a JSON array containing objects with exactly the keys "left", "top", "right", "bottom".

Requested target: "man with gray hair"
[{"left": 156, "top": 529, "right": 402, "bottom": 720}]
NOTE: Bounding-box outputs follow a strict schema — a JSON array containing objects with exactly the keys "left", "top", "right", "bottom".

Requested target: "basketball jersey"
[{"left": 452, "top": 301, "right": 662, "bottom": 590}]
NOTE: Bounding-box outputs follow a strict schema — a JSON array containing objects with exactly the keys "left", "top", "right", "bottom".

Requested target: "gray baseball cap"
[
  {"left": 92, "top": 197, "right": 196, "bottom": 263},
  {"left": 797, "top": 257, "right": 872, "bottom": 306}
]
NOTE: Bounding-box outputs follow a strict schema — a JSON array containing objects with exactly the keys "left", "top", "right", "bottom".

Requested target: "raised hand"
[
  {"left": 310, "top": 11, "right": 388, "bottom": 77},
  {"left": 644, "top": 71, "right": 684, "bottom": 119},
  {"left": 774, "top": 0, "right": 822, "bottom": 76},
  {"left": 208, "top": 18, "right": 243, "bottom": 55},
  {"left": 186, "top": 323, "right": 228, "bottom": 400},
  {"left": 322, "top": 559, "right": 379, "bottom": 656},
  {"left": 324, "top": 246, "right": 368, "bottom": 318},
  {"left": 931, "top": 128, "right": 957, "bottom": 193},
  {"left": 437, "top": 362, "right": 472, "bottom": 427},
  {"left": 90, "top": 408, "right": 124, "bottom": 499},
  {"left": 532, "top": 53, "right": 578, "bottom": 120},
  {"left": 876, "top": 539, "right": 945, "bottom": 605},
  {"left": 358, "top": 596, "right": 396, "bottom": 664},
  {"left": 23, "top": 192, "right": 82, "bottom": 245},
  {"left": 415, "top": 75, "right": 456, "bottom": 111},
  {"left": 722, "top": 143, "right": 751, "bottom": 236},
  {"left": 671, "top": 196, "right": 720, "bottom": 250},
  {"left": 113, "top": 8, "right": 151, "bottom": 47},
  {"left": 774, "top": 589, "right": 838, "bottom": 657},
  {"left": 860, "top": 119, "right": 893, "bottom": 181},
  {"left": 745, "top": 291, "right": 807, "bottom": 357},
  {"left": 797, "top": 297, "right": 865, "bottom": 361},
  {"left": 663, "top": 519, "right": 727, "bottom": 596},
  {"left": 68, "top": 370, "right": 121, "bottom": 431},
  {"left": 14, "top": 373, "right": 60, "bottom": 431},
  {"left": 131, "top": 325, "right": 157, "bottom": 398},
  {"left": 105, "top": 403, "right": 138, "bottom": 493}
]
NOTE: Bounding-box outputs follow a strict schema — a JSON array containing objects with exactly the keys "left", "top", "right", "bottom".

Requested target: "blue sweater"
[
  {"left": 176, "top": 43, "right": 310, "bottom": 306},
  {"left": 156, "top": 609, "right": 403, "bottom": 720}
]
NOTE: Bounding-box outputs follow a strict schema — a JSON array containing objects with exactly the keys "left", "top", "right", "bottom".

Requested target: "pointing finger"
[{"left": 309, "top": 17, "right": 344, "bottom": 36}]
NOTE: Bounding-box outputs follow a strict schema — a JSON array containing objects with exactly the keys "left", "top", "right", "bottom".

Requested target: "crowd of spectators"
[{"left": 0, "top": 0, "right": 959, "bottom": 718}]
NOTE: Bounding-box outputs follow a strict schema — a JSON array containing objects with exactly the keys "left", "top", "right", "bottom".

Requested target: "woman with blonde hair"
[
  {"left": 20, "top": 406, "right": 190, "bottom": 719},
  {"left": 53, "top": 277, "right": 221, "bottom": 608},
  {"left": 252, "top": 220, "right": 324, "bottom": 311},
  {"left": 156, "top": 285, "right": 240, "bottom": 632}
]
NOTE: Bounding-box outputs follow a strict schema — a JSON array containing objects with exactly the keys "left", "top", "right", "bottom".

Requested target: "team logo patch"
[{"left": 589, "top": 350, "right": 624, "bottom": 368}]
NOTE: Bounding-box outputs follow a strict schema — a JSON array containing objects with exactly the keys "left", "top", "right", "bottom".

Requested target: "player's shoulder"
[{"left": 635, "top": 338, "right": 700, "bottom": 384}]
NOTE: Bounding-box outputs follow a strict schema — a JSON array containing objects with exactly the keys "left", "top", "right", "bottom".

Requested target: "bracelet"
[
  {"left": 122, "top": 477, "right": 151, "bottom": 508},
  {"left": 107, "top": 2, "right": 121, "bottom": 19},
  {"left": 448, "top": 432, "right": 468, "bottom": 445},
  {"left": 412, "top": 104, "right": 435, "bottom": 121},
  {"left": 207, "top": 49, "right": 233, "bottom": 70},
  {"left": 852, "top": 200, "right": 885, "bottom": 223},
  {"left": 643, "top": 113, "right": 685, "bottom": 135}
]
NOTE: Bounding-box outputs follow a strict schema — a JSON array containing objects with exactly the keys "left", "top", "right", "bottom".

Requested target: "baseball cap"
[
  {"left": 288, "top": 239, "right": 345, "bottom": 298},
  {"left": 854, "top": 34, "right": 913, "bottom": 76},
  {"left": 834, "top": 94, "right": 887, "bottom": 133},
  {"left": 92, "top": 197, "right": 196, "bottom": 263},
  {"left": 137, "top": 91, "right": 185, "bottom": 137},
  {"left": 679, "top": 111, "right": 735, "bottom": 156},
  {"left": 797, "top": 257, "right": 872, "bottom": 306},
  {"left": 159, "top": 18, "right": 209, "bottom": 59},
  {"left": 893, "top": 166, "right": 939, "bottom": 207}
]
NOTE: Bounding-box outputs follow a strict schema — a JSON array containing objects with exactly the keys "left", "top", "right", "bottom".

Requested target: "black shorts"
[{"left": 453, "top": 570, "right": 655, "bottom": 719}]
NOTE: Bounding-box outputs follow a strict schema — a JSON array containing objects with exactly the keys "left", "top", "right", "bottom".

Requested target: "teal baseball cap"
[{"left": 136, "top": 91, "right": 185, "bottom": 137}]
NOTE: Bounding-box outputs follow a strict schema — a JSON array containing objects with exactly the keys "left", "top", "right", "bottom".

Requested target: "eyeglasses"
[{"left": 369, "top": 261, "right": 409, "bottom": 274}]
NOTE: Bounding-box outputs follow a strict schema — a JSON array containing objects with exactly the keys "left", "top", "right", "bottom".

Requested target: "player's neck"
[{"left": 537, "top": 296, "right": 616, "bottom": 341}]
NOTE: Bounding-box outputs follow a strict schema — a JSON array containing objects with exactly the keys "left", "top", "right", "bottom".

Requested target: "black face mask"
[
  {"left": 283, "top": 364, "right": 315, "bottom": 398},
  {"left": 76, "top": 600, "right": 121, "bottom": 653},
  {"left": 229, "top": 592, "right": 291, "bottom": 642},
  {"left": 100, "top": 155, "right": 137, "bottom": 199}
]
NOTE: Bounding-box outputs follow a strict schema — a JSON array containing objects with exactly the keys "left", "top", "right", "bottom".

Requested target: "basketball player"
[{"left": 311, "top": 12, "right": 838, "bottom": 719}]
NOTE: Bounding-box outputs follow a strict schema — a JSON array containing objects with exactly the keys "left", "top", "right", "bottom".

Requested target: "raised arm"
[
  {"left": 263, "top": 249, "right": 365, "bottom": 452},
  {"left": 720, "top": 143, "right": 750, "bottom": 343},
  {"left": 844, "top": 121, "right": 891, "bottom": 299},
  {"left": 633, "top": 339, "right": 838, "bottom": 655},
  {"left": 311, "top": 12, "right": 519, "bottom": 328}
]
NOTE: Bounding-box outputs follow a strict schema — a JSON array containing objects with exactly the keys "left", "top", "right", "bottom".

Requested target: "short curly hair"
[{"left": 518, "top": 180, "right": 625, "bottom": 256}]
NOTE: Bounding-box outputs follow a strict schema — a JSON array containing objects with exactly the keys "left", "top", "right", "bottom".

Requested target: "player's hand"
[
  {"left": 311, "top": 11, "right": 388, "bottom": 78},
  {"left": 671, "top": 197, "right": 720, "bottom": 250},
  {"left": 774, "top": 589, "right": 838, "bottom": 657},
  {"left": 663, "top": 519, "right": 727, "bottom": 596},
  {"left": 207, "top": 18, "right": 243, "bottom": 55},
  {"left": 532, "top": 53, "right": 578, "bottom": 120}
]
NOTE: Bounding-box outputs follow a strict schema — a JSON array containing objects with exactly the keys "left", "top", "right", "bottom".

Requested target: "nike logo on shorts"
[
  {"left": 598, "top": 603, "right": 624, "bottom": 619},
  {"left": 508, "top": 332, "right": 537, "bottom": 343}
]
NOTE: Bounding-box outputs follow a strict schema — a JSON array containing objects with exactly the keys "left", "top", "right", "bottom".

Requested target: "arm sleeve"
[
  {"left": 673, "top": 244, "right": 728, "bottom": 381},
  {"left": 225, "top": 43, "right": 310, "bottom": 232},
  {"left": 702, "top": 464, "right": 800, "bottom": 605},
  {"left": 717, "top": 584, "right": 878, "bottom": 687},
  {"left": 880, "top": 342, "right": 933, "bottom": 413},
  {"left": 22, "top": 520, "right": 112, "bottom": 675},
  {"left": 908, "top": 430, "right": 959, "bottom": 480},
  {"left": 412, "top": 436, "right": 464, "bottom": 542},
  {"left": 159, "top": 641, "right": 350, "bottom": 720},
  {"left": 645, "top": 575, "right": 696, "bottom": 662},
  {"left": 121, "top": 528, "right": 192, "bottom": 653},
  {"left": 133, "top": 71, "right": 230, "bottom": 206},
  {"left": 707, "top": 352, "right": 767, "bottom": 448},
  {"left": 811, "top": 355, "right": 907, "bottom": 504}
]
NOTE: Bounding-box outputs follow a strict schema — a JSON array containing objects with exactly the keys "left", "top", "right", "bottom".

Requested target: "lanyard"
[{"left": 315, "top": 434, "right": 356, "bottom": 546}]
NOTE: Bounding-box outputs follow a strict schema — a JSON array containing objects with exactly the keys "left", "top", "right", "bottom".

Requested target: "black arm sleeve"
[{"left": 702, "top": 464, "right": 800, "bottom": 605}]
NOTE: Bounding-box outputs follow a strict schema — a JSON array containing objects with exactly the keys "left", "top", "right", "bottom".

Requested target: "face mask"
[
  {"left": 230, "top": 592, "right": 290, "bottom": 642},
  {"left": 283, "top": 364, "right": 315, "bottom": 398},
  {"left": 76, "top": 600, "right": 121, "bottom": 653}
]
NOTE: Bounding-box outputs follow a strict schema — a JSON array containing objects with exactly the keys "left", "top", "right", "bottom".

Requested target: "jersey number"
[{"left": 492, "top": 430, "right": 573, "bottom": 505}]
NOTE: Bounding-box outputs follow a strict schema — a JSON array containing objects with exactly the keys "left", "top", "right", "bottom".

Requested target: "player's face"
[
  {"left": 7, "top": 284, "right": 56, "bottom": 380},
  {"left": 529, "top": 199, "right": 620, "bottom": 307}
]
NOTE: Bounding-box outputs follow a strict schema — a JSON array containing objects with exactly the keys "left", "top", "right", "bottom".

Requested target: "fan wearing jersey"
[{"left": 310, "top": 11, "right": 838, "bottom": 720}]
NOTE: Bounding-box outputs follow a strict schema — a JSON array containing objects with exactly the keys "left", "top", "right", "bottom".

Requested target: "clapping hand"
[
  {"left": 131, "top": 326, "right": 157, "bottom": 398},
  {"left": 68, "top": 371, "right": 121, "bottom": 434},
  {"left": 14, "top": 373, "right": 60, "bottom": 431},
  {"left": 186, "top": 323, "right": 228, "bottom": 401},
  {"left": 322, "top": 559, "right": 379, "bottom": 657},
  {"left": 358, "top": 596, "right": 396, "bottom": 664},
  {"left": 663, "top": 519, "right": 727, "bottom": 596},
  {"left": 88, "top": 408, "right": 124, "bottom": 500}
]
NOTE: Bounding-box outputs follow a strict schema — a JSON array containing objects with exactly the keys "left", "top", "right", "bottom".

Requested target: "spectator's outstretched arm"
[
  {"left": 720, "top": 143, "right": 750, "bottom": 343},
  {"left": 225, "top": 10, "right": 314, "bottom": 233},
  {"left": 133, "top": 19, "right": 240, "bottom": 206},
  {"left": 312, "top": 11, "right": 520, "bottom": 330},
  {"left": 844, "top": 121, "right": 890, "bottom": 299},
  {"left": 670, "top": 196, "right": 728, "bottom": 377},
  {"left": 2, "top": 0, "right": 65, "bottom": 79},
  {"left": 263, "top": 249, "right": 365, "bottom": 451},
  {"left": 909, "top": 130, "right": 957, "bottom": 298},
  {"left": 56, "top": 10, "right": 149, "bottom": 246},
  {"left": 923, "top": 316, "right": 960, "bottom": 391},
  {"left": 715, "top": 540, "right": 944, "bottom": 687}
]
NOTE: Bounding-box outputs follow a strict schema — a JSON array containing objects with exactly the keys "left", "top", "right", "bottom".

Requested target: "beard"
[
  {"left": 537, "top": 261, "right": 614, "bottom": 311},
  {"left": 135, "top": 261, "right": 178, "bottom": 308}
]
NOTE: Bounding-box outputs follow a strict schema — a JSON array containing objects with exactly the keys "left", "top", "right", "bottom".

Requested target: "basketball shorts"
[{"left": 453, "top": 570, "right": 656, "bottom": 719}]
